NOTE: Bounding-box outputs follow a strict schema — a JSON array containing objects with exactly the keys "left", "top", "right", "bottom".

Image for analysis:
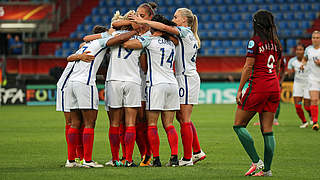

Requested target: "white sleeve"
[
  {"left": 101, "top": 32, "right": 110, "bottom": 39},
  {"left": 304, "top": 46, "right": 309, "bottom": 59},
  {"left": 287, "top": 58, "right": 294, "bottom": 69},
  {"left": 98, "top": 34, "right": 112, "bottom": 48},
  {"left": 137, "top": 36, "right": 151, "bottom": 48},
  {"left": 177, "top": 26, "right": 190, "bottom": 38}
]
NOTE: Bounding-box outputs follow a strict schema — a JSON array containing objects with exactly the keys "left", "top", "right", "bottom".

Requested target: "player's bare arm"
[
  {"left": 106, "top": 30, "right": 138, "bottom": 46},
  {"left": 129, "top": 14, "right": 180, "bottom": 36},
  {"left": 123, "top": 39, "right": 143, "bottom": 49},
  {"left": 67, "top": 51, "right": 95, "bottom": 62},
  {"left": 236, "top": 57, "right": 255, "bottom": 105}
]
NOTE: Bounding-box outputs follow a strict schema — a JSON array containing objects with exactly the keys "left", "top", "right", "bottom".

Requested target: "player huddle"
[
  {"left": 55, "top": 3, "right": 320, "bottom": 176},
  {"left": 56, "top": 2, "right": 206, "bottom": 168}
]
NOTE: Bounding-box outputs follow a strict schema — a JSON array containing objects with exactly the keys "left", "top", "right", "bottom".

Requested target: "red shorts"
[{"left": 238, "top": 91, "right": 280, "bottom": 113}]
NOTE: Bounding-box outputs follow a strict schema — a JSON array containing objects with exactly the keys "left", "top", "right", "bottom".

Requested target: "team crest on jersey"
[{"left": 248, "top": 40, "right": 255, "bottom": 48}]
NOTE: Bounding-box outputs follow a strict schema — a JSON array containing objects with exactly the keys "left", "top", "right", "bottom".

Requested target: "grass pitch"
[{"left": 0, "top": 104, "right": 319, "bottom": 180}]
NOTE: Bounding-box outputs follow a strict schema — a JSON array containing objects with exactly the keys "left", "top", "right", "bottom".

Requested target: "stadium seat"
[
  {"left": 232, "top": 14, "right": 242, "bottom": 21},
  {"left": 208, "top": 6, "right": 218, "bottom": 13},
  {"left": 208, "top": 30, "right": 219, "bottom": 37},
  {"left": 288, "top": 21, "right": 299, "bottom": 29},
  {"left": 227, "top": 5, "right": 237, "bottom": 13},
  {"left": 232, "top": 40, "right": 242, "bottom": 47},
  {"left": 218, "top": 31, "right": 228, "bottom": 37},
  {"left": 84, "top": 16, "right": 92, "bottom": 24},
  {"left": 312, "top": 3, "right": 320, "bottom": 11},
  {"left": 199, "top": 6, "right": 209, "bottom": 14},
  {"left": 55, "top": 49, "right": 62, "bottom": 57},
  {"left": 99, "top": 7, "right": 108, "bottom": 15},
  {"left": 303, "top": 3, "right": 312, "bottom": 11},
  {"left": 300, "top": 21, "right": 311, "bottom": 29},
  {"left": 76, "top": 25, "right": 84, "bottom": 32},
  {"left": 199, "top": 31, "right": 209, "bottom": 38},
  {"left": 222, "top": 40, "right": 232, "bottom": 47},
  {"left": 62, "top": 42, "right": 70, "bottom": 49},
  {"left": 225, "top": 23, "right": 235, "bottom": 30},
  {"left": 91, "top": 8, "right": 99, "bottom": 15},
  {"left": 248, "top": 4, "right": 259, "bottom": 12},
  {"left": 222, "top": 14, "right": 232, "bottom": 21},
  {"left": 226, "top": 48, "right": 236, "bottom": 55},
  {"left": 99, "top": 0, "right": 106, "bottom": 7},
  {"left": 287, "top": 39, "right": 297, "bottom": 48},
  {"left": 205, "top": 23, "right": 215, "bottom": 30},
  {"left": 215, "top": 22, "right": 224, "bottom": 30},
  {"left": 229, "top": 31, "right": 239, "bottom": 38},
  {"left": 70, "top": 32, "right": 77, "bottom": 38},
  {"left": 280, "top": 4, "right": 290, "bottom": 11},
  {"left": 202, "top": 40, "right": 212, "bottom": 48},
  {"left": 305, "top": 12, "right": 317, "bottom": 20},
  {"left": 212, "top": 14, "right": 222, "bottom": 22},
  {"left": 294, "top": 12, "right": 304, "bottom": 20},
  {"left": 213, "top": 40, "right": 222, "bottom": 47},
  {"left": 215, "top": 48, "right": 226, "bottom": 55},
  {"left": 217, "top": 5, "right": 227, "bottom": 13}
]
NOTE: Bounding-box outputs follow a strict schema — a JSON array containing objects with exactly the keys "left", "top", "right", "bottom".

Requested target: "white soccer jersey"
[
  {"left": 56, "top": 51, "right": 78, "bottom": 89},
  {"left": 104, "top": 30, "right": 142, "bottom": 84},
  {"left": 304, "top": 45, "right": 320, "bottom": 80},
  {"left": 69, "top": 36, "right": 110, "bottom": 85},
  {"left": 287, "top": 56, "right": 309, "bottom": 83},
  {"left": 175, "top": 26, "right": 199, "bottom": 76},
  {"left": 138, "top": 35, "right": 177, "bottom": 86}
]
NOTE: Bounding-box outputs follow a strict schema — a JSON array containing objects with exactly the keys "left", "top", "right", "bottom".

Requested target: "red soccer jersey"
[{"left": 246, "top": 36, "right": 281, "bottom": 93}]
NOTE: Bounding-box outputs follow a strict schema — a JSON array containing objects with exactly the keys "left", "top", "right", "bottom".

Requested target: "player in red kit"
[{"left": 233, "top": 10, "right": 282, "bottom": 177}]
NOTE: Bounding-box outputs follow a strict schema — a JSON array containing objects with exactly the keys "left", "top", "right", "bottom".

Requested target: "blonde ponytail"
[
  {"left": 192, "top": 14, "right": 201, "bottom": 48},
  {"left": 177, "top": 8, "right": 201, "bottom": 48}
]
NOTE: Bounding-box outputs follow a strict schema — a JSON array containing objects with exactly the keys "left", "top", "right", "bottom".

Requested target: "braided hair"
[{"left": 253, "top": 10, "right": 282, "bottom": 54}]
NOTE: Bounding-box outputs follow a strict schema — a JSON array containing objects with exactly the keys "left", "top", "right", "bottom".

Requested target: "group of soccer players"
[
  {"left": 288, "top": 30, "right": 320, "bottom": 130},
  {"left": 55, "top": 1, "right": 320, "bottom": 176},
  {"left": 56, "top": 2, "right": 206, "bottom": 168}
]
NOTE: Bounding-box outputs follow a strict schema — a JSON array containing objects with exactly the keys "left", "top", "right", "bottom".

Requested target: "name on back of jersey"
[{"left": 258, "top": 43, "right": 278, "bottom": 53}]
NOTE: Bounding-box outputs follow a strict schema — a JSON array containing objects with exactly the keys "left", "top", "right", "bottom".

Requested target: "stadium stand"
[{"left": 49, "top": 0, "right": 320, "bottom": 56}]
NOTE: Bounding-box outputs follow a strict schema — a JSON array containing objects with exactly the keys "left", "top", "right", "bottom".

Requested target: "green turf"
[{"left": 0, "top": 104, "right": 319, "bottom": 180}]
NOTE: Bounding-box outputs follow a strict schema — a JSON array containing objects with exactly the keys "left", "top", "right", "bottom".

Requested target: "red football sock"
[
  {"left": 125, "top": 126, "right": 136, "bottom": 162},
  {"left": 109, "top": 126, "right": 120, "bottom": 161},
  {"left": 83, "top": 128, "right": 94, "bottom": 162},
  {"left": 67, "top": 128, "right": 79, "bottom": 161},
  {"left": 135, "top": 122, "right": 146, "bottom": 158},
  {"left": 310, "top": 105, "right": 319, "bottom": 124},
  {"left": 191, "top": 122, "right": 201, "bottom": 153},
  {"left": 295, "top": 104, "right": 306, "bottom": 123},
  {"left": 304, "top": 105, "right": 311, "bottom": 117},
  {"left": 65, "top": 125, "right": 71, "bottom": 145},
  {"left": 144, "top": 122, "right": 152, "bottom": 156},
  {"left": 119, "top": 123, "right": 126, "bottom": 159},
  {"left": 76, "top": 125, "right": 84, "bottom": 160},
  {"left": 181, "top": 122, "right": 193, "bottom": 159},
  {"left": 165, "top": 125, "right": 178, "bottom": 156},
  {"left": 147, "top": 126, "right": 160, "bottom": 157}
]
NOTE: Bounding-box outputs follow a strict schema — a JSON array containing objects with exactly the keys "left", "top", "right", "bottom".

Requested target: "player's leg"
[
  {"left": 303, "top": 98, "right": 312, "bottom": 124},
  {"left": 146, "top": 110, "right": 161, "bottom": 166},
  {"left": 119, "top": 111, "right": 126, "bottom": 163},
  {"left": 256, "top": 111, "right": 275, "bottom": 177},
  {"left": 64, "top": 112, "right": 71, "bottom": 149},
  {"left": 294, "top": 97, "right": 308, "bottom": 127},
  {"left": 109, "top": 108, "right": 122, "bottom": 164},
  {"left": 273, "top": 103, "right": 280, "bottom": 125},
  {"left": 66, "top": 109, "right": 82, "bottom": 167},
  {"left": 161, "top": 110, "right": 179, "bottom": 167},
  {"left": 234, "top": 108, "right": 262, "bottom": 176},
  {"left": 136, "top": 102, "right": 146, "bottom": 158},
  {"left": 176, "top": 105, "right": 194, "bottom": 165},
  {"left": 81, "top": 109, "right": 103, "bottom": 167},
  {"left": 124, "top": 107, "right": 138, "bottom": 167},
  {"left": 310, "top": 90, "right": 319, "bottom": 130},
  {"left": 107, "top": 81, "right": 125, "bottom": 165}
]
